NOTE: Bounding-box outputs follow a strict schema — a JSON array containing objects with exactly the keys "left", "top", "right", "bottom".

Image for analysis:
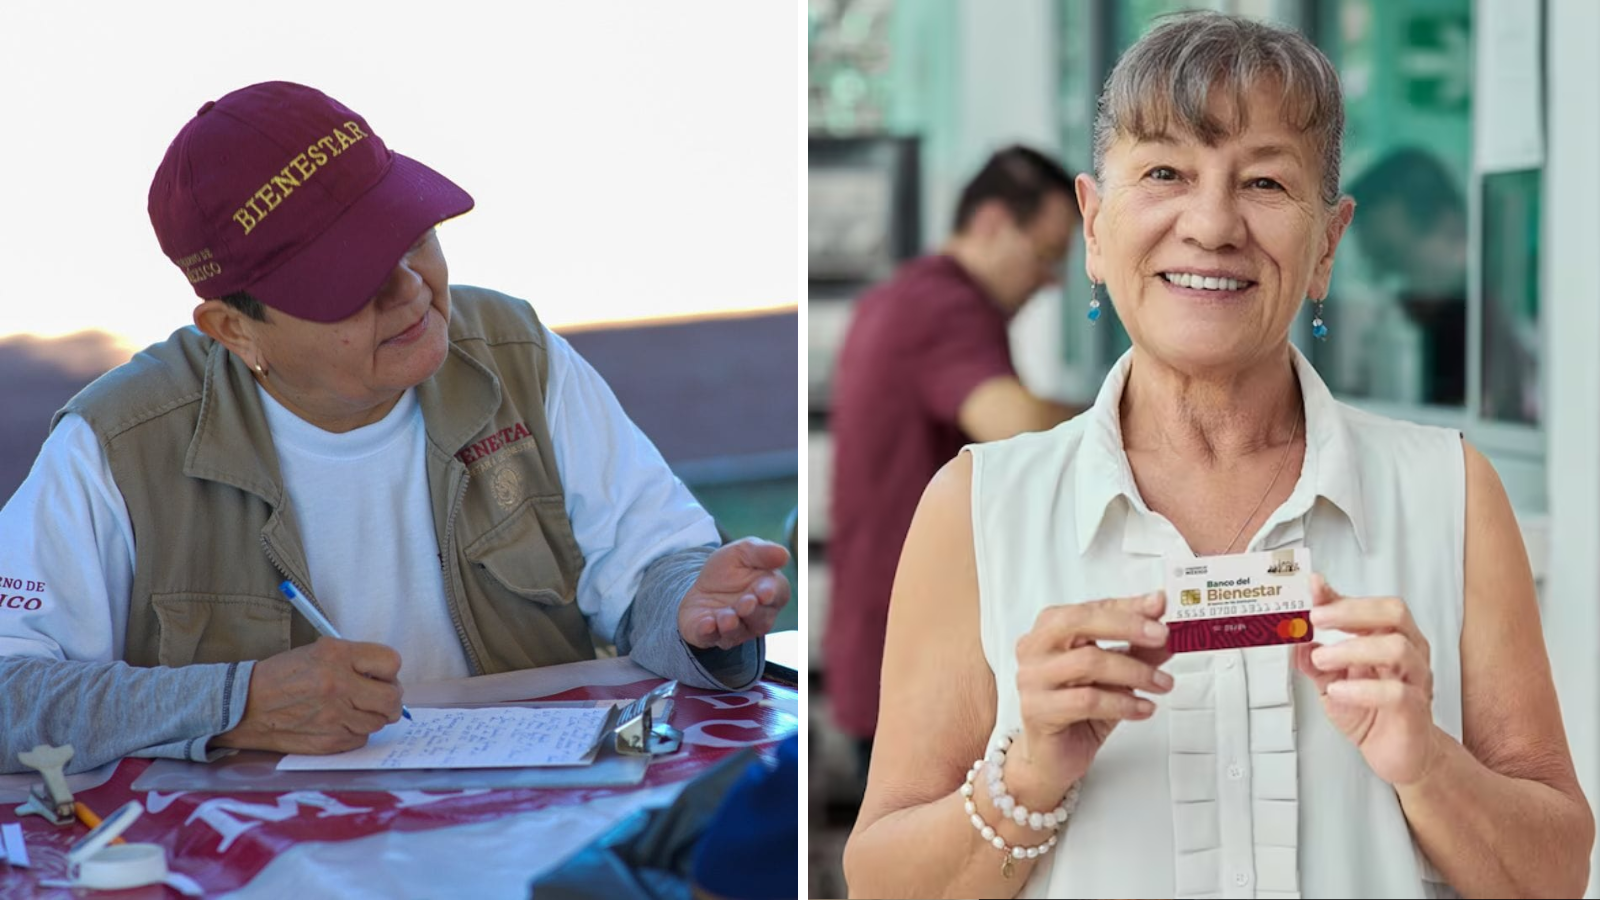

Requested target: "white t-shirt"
[
  {"left": 258, "top": 384, "right": 467, "bottom": 683},
  {"left": 0, "top": 325, "right": 720, "bottom": 683}
]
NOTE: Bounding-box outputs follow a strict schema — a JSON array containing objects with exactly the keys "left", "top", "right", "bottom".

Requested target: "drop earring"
[
  {"left": 1088, "top": 279, "right": 1103, "bottom": 323},
  {"left": 1311, "top": 299, "right": 1328, "bottom": 340}
]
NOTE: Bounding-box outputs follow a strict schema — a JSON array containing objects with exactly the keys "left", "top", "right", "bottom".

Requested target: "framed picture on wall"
[{"left": 807, "top": 136, "right": 920, "bottom": 287}]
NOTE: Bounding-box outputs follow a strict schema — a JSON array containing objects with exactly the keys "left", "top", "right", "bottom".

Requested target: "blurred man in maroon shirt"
[{"left": 825, "top": 145, "right": 1082, "bottom": 775}]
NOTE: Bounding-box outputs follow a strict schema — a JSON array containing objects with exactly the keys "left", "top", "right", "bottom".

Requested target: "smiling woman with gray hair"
[{"left": 842, "top": 11, "right": 1591, "bottom": 899}]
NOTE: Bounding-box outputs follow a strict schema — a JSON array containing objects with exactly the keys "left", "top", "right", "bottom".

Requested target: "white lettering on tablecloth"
[
  {"left": 146, "top": 791, "right": 187, "bottom": 813},
  {"left": 388, "top": 789, "right": 491, "bottom": 808},
  {"left": 680, "top": 719, "right": 776, "bottom": 749},
  {"left": 681, "top": 690, "right": 763, "bottom": 711},
  {"left": 187, "top": 791, "right": 373, "bottom": 852}
]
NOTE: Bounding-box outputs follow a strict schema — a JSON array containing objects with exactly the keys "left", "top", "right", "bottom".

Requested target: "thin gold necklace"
[{"left": 1216, "top": 412, "right": 1300, "bottom": 556}]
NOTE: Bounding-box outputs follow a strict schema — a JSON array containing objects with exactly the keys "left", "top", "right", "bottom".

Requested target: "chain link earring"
[
  {"left": 1088, "top": 279, "right": 1103, "bottom": 323},
  {"left": 1311, "top": 298, "right": 1328, "bottom": 340}
]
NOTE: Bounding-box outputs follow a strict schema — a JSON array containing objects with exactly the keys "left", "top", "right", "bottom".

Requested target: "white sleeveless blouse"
[{"left": 968, "top": 347, "right": 1465, "bottom": 899}]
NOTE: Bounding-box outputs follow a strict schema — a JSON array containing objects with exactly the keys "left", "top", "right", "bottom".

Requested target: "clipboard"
[
  {"left": 131, "top": 686, "right": 688, "bottom": 793},
  {"left": 131, "top": 701, "right": 636, "bottom": 793}
]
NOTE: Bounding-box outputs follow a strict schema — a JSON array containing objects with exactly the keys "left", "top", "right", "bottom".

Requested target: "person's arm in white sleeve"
[
  {"left": 541, "top": 326, "right": 763, "bottom": 689},
  {"left": 0, "top": 414, "right": 252, "bottom": 774}
]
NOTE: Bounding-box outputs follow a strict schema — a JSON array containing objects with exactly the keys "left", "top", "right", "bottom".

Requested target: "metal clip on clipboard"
[{"left": 610, "top": 680, "right": 681, "bottom": 756}]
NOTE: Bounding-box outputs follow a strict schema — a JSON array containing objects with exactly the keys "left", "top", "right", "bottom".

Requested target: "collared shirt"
[{"left": 967, "top": 346, "right": 1465, "bottom": 899}]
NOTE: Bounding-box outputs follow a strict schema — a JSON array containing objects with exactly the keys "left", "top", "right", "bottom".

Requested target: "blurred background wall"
[{"left": 807, "top": 0, "right": 1600, "bottom": 895}]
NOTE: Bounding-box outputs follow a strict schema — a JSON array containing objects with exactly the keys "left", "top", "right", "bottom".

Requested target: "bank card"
[{"left": 1163, "top": 548, "right": 1313, "bottom": 653}]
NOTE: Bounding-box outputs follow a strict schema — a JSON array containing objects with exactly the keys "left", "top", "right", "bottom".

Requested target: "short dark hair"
[
  {"left": 1347, "top": 147, "right": 1464, "bottom": 230},
  {"left": 952, "top": 145, "right": 1076, "bottom": 234},
  {"left": 221, "top": 290, "right": 269, "bottom": 322}
]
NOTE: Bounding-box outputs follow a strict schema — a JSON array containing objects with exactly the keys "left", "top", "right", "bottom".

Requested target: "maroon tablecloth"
[{"left": 0, "top": 676, "right": 796, "bottom": 898}]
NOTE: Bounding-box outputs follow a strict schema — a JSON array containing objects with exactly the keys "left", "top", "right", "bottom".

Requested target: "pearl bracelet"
[
  {"left": 962, "top": 760, "right": 1057, "bottom": 878},
  {"left": 979, "top": 731, "right": 1081, "bottom": 831}
]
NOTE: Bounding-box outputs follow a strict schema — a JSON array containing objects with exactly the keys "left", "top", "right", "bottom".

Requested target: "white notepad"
[{"left": 277, "top": 706, "right": 611, "bottom": 771}]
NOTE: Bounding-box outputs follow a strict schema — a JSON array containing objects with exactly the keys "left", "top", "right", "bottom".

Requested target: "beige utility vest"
[{"left": 56, "top": 287, "right": 593, "bottom": 674}]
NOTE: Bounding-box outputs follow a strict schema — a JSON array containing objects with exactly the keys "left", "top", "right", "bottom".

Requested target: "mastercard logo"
[{"left": 1276, "top": 618, "right": 1309, "bottom": 639}]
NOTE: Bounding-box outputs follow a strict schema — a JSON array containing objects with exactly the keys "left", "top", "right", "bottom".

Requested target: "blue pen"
[{"left": 277, "top": 580, "right": 413, "bottom": 721}]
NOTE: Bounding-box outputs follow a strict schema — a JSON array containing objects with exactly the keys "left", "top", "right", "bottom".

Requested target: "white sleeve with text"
[{"left": 0, "top": 413, "right": 133, "bottom": 663}]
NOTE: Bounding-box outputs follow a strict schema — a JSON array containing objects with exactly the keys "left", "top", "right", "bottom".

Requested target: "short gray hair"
[{"left": 1092, "top": 11, "right": 1345, "bottom": 207}]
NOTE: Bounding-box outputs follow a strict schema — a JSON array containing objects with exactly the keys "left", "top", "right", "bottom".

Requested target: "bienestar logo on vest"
[{"left": 455, "top": 422, "right": 533, "bottom": 467}]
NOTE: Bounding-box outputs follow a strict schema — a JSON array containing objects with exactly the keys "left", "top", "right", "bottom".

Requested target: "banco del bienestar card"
[{"left": 1163, "top": 548, "right": 1313, "bottom": 653}]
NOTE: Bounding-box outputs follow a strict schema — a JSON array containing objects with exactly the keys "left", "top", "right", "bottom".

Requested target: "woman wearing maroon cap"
[{"left": 0, "top": 81, "right": 789, "bottom": 770}]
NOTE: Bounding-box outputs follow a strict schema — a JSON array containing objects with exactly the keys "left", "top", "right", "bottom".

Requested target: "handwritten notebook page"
[{"left": 277, "top": 706, "right": 612, "bottom": 771}]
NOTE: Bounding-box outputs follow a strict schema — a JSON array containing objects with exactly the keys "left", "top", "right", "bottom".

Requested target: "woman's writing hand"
[
  {"left": 1294, "top": 575, "right": 1440, "bottom": 786},
  {"left": 1010, "top": 591, "right": 1174, "bottom": 803}
]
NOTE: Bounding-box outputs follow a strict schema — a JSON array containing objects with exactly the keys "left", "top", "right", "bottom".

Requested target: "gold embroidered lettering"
[
  {"left": 270, "top": 167, "right": 301, "bottom": 197},
  {"left": 233, "top": 124, "right": 373, "bottom": 237},
  {"left": 186, "top": 261, "right": 223, "bottom": 283}
]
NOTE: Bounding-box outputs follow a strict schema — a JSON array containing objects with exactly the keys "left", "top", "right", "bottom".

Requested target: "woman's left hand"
[
  {"left": 1293, "top": 574, "right": 1440, "bottom": 786},
  {"left": 677, "top": 538, "right": 791, "bottom": 650}
]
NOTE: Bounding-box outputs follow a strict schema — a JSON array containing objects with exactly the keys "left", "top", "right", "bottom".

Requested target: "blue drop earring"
[
  {"left": 1088, "top": 279, "right": 1103, "bottom": 322},
  {"left": 1311, "top": 298, "right": 1328, "bottom": 340}
]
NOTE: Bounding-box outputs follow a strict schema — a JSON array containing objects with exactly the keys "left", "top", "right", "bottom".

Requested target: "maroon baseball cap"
[{"left": 148, "top": 81, "right": 474, "bottom": 323}]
